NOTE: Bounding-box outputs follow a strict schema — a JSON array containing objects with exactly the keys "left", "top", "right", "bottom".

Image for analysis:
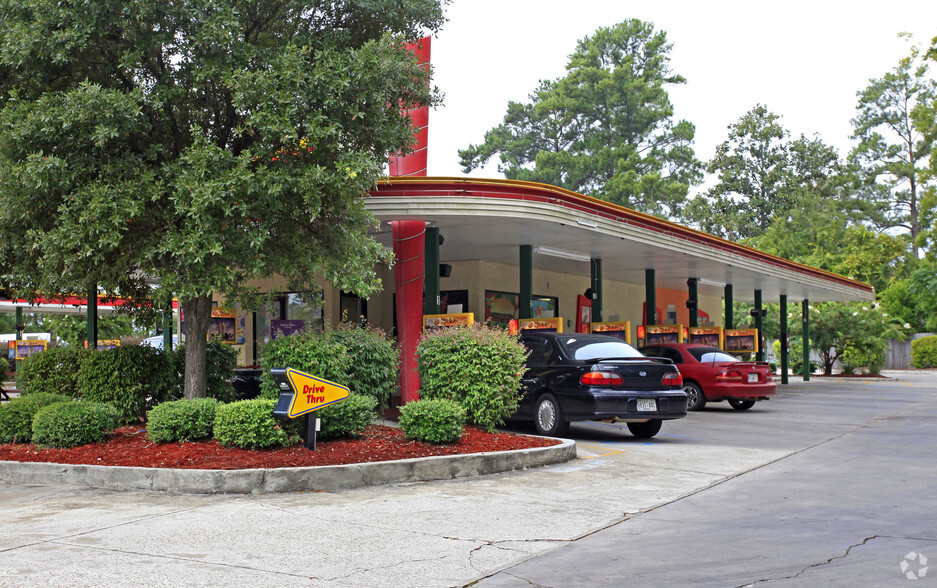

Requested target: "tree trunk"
[{"left": 181, "top": 293, "right": 213, "bottom": 399}]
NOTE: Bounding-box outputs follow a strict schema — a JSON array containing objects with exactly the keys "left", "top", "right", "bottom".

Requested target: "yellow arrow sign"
[{"left": 283, "top": 368, "right": 350, "bottom": 419}]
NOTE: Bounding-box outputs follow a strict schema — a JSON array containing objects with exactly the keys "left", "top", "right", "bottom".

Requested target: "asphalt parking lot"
[{"left": 1, "top": 370, "right": 934, "bottom": 587}]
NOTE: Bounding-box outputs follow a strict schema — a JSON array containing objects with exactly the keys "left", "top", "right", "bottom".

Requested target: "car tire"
[
  {"left": 728, "top": 399, "right": 756, "bottom": 411},
  {"left": 683, "top": 382, "right": 706, "bottom": 411},
  {"left": 533, "top": 393, "right": 569, "bottom": 437},
  {"left": 627, "top": 419, "right": 663, "bottom": 439}
]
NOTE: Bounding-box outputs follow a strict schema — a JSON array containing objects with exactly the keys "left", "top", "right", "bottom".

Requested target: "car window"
[
  {"left": 661, "top": 348, "right": 683, "bottom": 364},
  {"left": 688, "top": 347, "right": 739, "bottom": 363},
  {"left": 521, "top": 339, "right": 553, "bottom": 365},
  {"left": 559, "top": 337, "right": 644, "bottom": 360}
]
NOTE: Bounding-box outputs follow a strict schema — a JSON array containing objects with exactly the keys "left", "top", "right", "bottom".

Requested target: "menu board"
[
  {"left": 15, "top": 340, "right": 47, "bottom": 359},
  {"left": 591, "top": 321, "right": 631, "bottom": 344},
  {"left": 725, "top": 329, "right": 759, "bottom": 352},
  {"left": 642, "top": 325, "right": 684, "bottom": 345},
  {"left": 518, "top": 318, "right": 563, "bottom": 333},
  {"left": 688, "top": 327, "right": 724, "bottom": 348},
  {"left": 423, "top": 313, "right": 474, "bottom": 333}
]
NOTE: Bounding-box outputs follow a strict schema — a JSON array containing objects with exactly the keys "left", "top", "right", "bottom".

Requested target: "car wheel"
[
  {"left": 627, "top": 419, "right": 663, "bottom": 439},
  {"left": 729, "top": 399, "right": 756, "bottom": 410},
  {"left": 683, "top": 382, "right": 706, "bottom": 411},
  {"left": 533, "top": 393, "right": 569, "bottom": 437}
]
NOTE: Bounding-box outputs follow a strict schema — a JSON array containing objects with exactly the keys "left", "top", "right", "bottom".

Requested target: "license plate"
[
  {"left": 748, "top": 373, "right": 759, "bottom": 383},
  {"left": 637, "top": 399, "right": 656, "bottom": 412}
]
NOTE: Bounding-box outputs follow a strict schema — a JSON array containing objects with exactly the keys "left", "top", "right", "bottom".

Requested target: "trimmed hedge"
[
  {"left": 147, "top": 398, "right": 221, "bottom": 443},
  {"left": 31, "top": 401, "right": 120, "bottom": 448},
  {"left": 417, "top": 325, "right": 527, "bottom": 430},
  {"left": 213, "top": 398, "right": 301, "bottom": 449},
  {"left": 0, "top": 392, "right": 73, "bottom": 443},
  {"left": 398, "top": 398, "right": 466, "bottom": 444},
  {"left": 316, "top": 393, "right": 377, "bottom": 440},
  {"left": 259, "top": 330, "right": 352, "bottom": 399},
  {"left": 17, "top": 346, "right": 91, "bottom": 397},
  {"left": 327, "top": 323, "right": 399, "bottom": 412},
  {"left": 78, "top": 346, "right": 173, "bottom": 422},
  {"left": 911, "top": 335, "right": 937, "bottom": 368}
]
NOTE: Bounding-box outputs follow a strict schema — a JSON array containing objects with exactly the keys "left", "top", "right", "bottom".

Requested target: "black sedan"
[{"left": 514, "top": 332, "right": 688, "bottom": 438}]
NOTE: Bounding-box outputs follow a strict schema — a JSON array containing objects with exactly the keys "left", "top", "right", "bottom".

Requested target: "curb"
[{"left": 0, "top": 438, "right": 576, "bottom": 494}]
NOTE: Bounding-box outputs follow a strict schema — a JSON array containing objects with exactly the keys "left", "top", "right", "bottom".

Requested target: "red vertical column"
[
  {"left": 392, "top": 220, "right": 425, "bottom": 404},
  {"left": 388, "top": 36, "right": 430, "bottom": 177}
]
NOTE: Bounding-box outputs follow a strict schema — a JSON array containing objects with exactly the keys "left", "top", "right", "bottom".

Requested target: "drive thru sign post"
[{"left": 270, "top": 367, "right": 350, "bottom": 450}]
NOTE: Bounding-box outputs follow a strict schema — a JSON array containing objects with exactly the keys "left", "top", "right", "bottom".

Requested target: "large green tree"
[
  {"left": 850, "top": 38, "right": 937, "bottom": 260},
  {"left": 687, "top": 105, "right": 800, "bottom": 241},
  {"left": 0, "top": 0, "right": 445, "bottom": 397},
  {"left": 458, "top": 19, "right": 702, "bottom": 219}
]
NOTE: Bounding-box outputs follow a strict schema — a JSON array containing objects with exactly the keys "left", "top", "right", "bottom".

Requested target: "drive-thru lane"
[
  {"left": 1, "top": 372, "right": 933, "bottom": 587},
  {"left": 476, "top": 371, "right": 937, "bottom": 587}
]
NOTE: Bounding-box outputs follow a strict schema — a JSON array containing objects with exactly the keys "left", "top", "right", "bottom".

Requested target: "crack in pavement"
[{"left": 738, "top": 535, "right": 881, "bottom": 587}]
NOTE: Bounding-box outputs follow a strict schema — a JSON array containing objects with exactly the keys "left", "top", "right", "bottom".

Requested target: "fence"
[{"left": 886, "top": 333, "right": 935, "bottom": 369}]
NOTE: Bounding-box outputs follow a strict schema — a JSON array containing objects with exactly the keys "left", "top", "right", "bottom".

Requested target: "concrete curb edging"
[{"left": 0, "top": 438, "right": 576, "bottom": 494}]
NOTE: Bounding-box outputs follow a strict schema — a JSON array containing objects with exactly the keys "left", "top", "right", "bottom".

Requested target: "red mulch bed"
[{"left": 0, "top": 424, "right": 560, "bottom": 470}]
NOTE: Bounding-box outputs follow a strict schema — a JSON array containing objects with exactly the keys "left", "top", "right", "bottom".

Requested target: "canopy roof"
[{"left": 367, "top": 177, "right": 875, "bottom": 303}]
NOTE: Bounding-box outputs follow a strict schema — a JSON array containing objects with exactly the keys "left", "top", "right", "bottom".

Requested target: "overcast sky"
[{"left": 425, "top": 0, "right": 937, "bottom": 194}]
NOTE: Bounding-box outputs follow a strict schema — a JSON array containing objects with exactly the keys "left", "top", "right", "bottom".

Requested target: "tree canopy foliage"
[
  {"left": 0, "top": 0, "right": 445, "bottom": 397},
  {"left": 850, "top": 37, "right": 937, "bottom": 260},
  {"left": 459, "top": 19, "right": 702, "bottom": 218}
]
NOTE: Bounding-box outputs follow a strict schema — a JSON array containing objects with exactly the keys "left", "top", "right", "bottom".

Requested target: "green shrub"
[
  {"left": 417, "top": 325, "right": 527, "bottom": 430},
  {"left": 259, "top": 330, "right": 352, "bottom": 399},
  {"left": 17, "top": 346, "right": 91, "bottom": 397},
  {"left": 316, "top": 393, "right": 377, "bottom": 440},
  {"left": 31, "top": 401, "right": 120, "bottom": 448},
  {"left": 78, "top": 346, "right": 173, "bottom": 422},
  {"left": 398, "top": 398, "right": 466, "bottom": 444},
  {"left": 146, "top": 398, "right": 221, "bottom": 443},
  {"left": 911, "top": 335, "right": 937, "bottom": 368},
  {"left": 0, "top": 356, "right": 8, "bottom": 381},
  {"left": 327, "top": 323, "right": 399, "bottom": 412},
  {"left": 840, "top": 339, "right": 887, "bottom": 375},
  {"left": 0, "top": 392, "right": 72, "bottom": 443},
  {"left": 169, "top": 340, "right": 238, "bottom": 402},
  {"left": 213, "top": 398, "right": 300, "bottom": 449}
]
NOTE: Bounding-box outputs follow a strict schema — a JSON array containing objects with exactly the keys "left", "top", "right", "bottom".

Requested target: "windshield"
[
  {"left": 558, "top": 337, "right": 644, "bottom": 360},
  {"left": 688, "top": 347, "right": 739, "bottom": 363}
]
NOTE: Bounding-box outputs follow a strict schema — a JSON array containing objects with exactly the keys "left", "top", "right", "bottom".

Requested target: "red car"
[{"left": 639, "top": 343, "right": 776, "bottom": 411}]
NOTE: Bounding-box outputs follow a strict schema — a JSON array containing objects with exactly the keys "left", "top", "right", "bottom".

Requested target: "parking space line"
[{"left": 577, "top": 443, "right": 627, "bottom": 457}]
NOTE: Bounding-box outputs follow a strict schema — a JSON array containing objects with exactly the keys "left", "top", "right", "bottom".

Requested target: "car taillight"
[
  {"left": 580, "top": 371, "right": 624, "bottom": 386},
  {"left": 716, "top": 371, "right": 743, "bottom": 382},
  {"left": 661, "top": 372, "right": 683, "bottom": 387}
]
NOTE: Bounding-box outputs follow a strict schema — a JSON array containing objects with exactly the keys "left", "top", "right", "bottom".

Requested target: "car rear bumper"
[
  {"left": 704, "top": 382, "right": 776, "bottom": 401},
  {"left": 560, "top": 389, "right": 688, "bottom": 421}
]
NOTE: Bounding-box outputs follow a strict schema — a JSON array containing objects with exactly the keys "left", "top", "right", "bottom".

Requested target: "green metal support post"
[
  {"left": 724, "top": 284, "right": 734, "bottom": 329},
  {"left": 86, "top": 284, "right": 98, "bottom": 350},
  {"left": 519, "top": 245, "right": 533, "bottom": 320},
  {"left": 591, "top": 258, "right": 602, "bottom": 322},
  {"left": 645, "top": 269, "right": 656, "bottom": 326},
  {"left": 162, "top": 303, "right": 174, "bottom": 351},
  {"left": 754, "top": 289, "right": 764, "bottom": 362},
  {"left": 424, "top": 227, "right": 440, "bottom": 315},
  {"left": 780, "top": 295, "right": 789, "bottom": 385},
  {"left": 14, "top": 306, "right": 23, "bottom": 372},
  {"left": 687, "top": 278, "right": 699, "bottom": 328},
  {"left": 802, "top": 299, "right": 811, "bottom": 381}
]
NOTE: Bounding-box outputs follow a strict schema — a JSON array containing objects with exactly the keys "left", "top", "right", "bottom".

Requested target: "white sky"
[{"left": 426, "top": 0, "right": 937, "bottom": 195}]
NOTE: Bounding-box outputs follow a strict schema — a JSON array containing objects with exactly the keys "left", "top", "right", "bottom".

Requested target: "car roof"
[
  {"left": 642, "top": 342, "right": 714, "bottom": 350},
  {"left": 520, "top": 332, "right": 628, "bottom": 343}
]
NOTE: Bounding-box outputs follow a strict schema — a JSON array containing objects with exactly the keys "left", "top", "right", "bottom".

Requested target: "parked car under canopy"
[{"left": 515, "top": 332, "right": 688, "bottom": 438}]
